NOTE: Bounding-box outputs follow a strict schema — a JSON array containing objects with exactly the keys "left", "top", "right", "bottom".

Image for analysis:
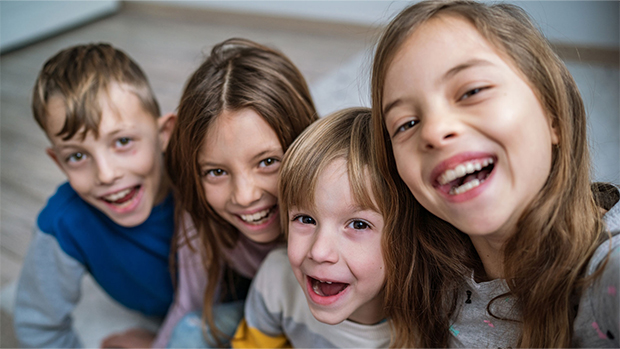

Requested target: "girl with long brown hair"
[
  {"left": 151, "top": 38, "right": 317, "bottom": 348},
  {"left": 371, "top": 1, "right": 619, "bottom": 347}
]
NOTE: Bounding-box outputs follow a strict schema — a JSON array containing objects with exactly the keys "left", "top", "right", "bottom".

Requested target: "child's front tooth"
[
  {"left": 475, "top": 162, "right": 482, "bottom": 171},
  {"left": 466, "top": 162, "right": 475, "bottom": 174},
  {"left": 455, "top": 164, "right": 466, "bottom": 178}
]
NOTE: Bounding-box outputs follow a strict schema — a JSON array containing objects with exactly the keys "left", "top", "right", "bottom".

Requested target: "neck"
[{"left": 469, "top": 234, "right": 505, "bottom": 280}]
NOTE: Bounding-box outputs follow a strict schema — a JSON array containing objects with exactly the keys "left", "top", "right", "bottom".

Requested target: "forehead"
[
  {"left": 45, "top": 84, "right": 156, "bottom": 142},
  {"left": 390, "top": 15, "right": 496, "bottom": 76},
  {"left": 200, "top": 108, "right": 282, "bottom": 159}
]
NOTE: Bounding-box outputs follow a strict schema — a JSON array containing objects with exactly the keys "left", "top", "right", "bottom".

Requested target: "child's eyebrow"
[
  {"left": 251, "top": 147, "right": 283, "bottom": 161},
  {"left": 442, "top": 58, "right": 494, "bottom": 82}
]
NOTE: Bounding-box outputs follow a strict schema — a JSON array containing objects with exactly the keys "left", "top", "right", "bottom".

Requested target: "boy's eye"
[
  {"left": 294, "top": 215, "right": 316, "bottom": 225},
  {"left": 394, "top": 119, "right": 417, "bottom": 137},
  {"left": 67, "top": 152, "right": 86, "bottom": 163},
  {"left": 259, "top": 158, "right": 279, "bottom": 167},
  {"left": 348, "top": 220, "right": 370, "bottom": 230},
  {"left": 115, "top": 137, "right": 132, "bottom": 147}
]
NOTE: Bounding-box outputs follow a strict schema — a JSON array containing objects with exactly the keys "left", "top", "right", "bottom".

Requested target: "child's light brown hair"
[
  {"left": 279, "top": 107, "right": 389, "bottom": 238},
  {"left": 32, "top": 43, "right": 160, "bottom": 141},
  {"left": 371, "top": 1, "right": 606, "bottom": 347}
]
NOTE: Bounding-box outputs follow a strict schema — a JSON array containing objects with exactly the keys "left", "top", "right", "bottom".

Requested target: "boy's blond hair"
[
  {"left": 278, "top": 107, "right": 389, "bottom": 237},
  {"left": 32, "top": 43, "right": 160, "bottom": 141}
]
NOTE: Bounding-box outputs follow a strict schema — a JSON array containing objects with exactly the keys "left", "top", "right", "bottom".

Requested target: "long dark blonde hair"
[
  {"left": 166, "top": 38, "right": 317, "bottom": 344},
  {"left": 371, "top": 1, "right": 606, "bottom": 347}
]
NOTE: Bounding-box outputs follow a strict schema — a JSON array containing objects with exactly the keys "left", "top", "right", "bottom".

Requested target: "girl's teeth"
[
  {"left": 240, "top": 208, "right": 271, "bottom": 223},
  {"left": 449, "top": 178, "right": 482, "bottom": 195},
  {"left": 438, "top": 158, "right": 494, "bottom": 185}
]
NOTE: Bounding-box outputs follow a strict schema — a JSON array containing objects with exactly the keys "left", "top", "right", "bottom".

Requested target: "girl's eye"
[
  {"left": 394, "top": 119, "right": 417, "bottom": 137},
  {"left": 115, "top": 137, "right": 132, "bottom": 147},
  {"left": 348, "top": 220, "right": 370, "bottom": 230},
  {"left": 67, "top": 152, "right": 86, "bottom": 163},
  {"left": 259, "top": 158, "right": 279, "bottom": 168},
  {"left": 460, "top": 87, "right": 485, "bottom": 101},
  {"left": 204, "top": 169, "right": 227, "bottom": 177},
  {"left": 294, "top": 215, "right": 316, "bottom": 225}
]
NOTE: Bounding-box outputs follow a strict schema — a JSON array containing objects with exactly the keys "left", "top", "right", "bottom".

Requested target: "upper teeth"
[
  {"left": 240, "top": 208, "right": 271, "bottom": 223},
  {"left": 438, "top": 158, "right": 494, "bottom": 185},
  {"left": 103, "top": 188, "right": 132, "bottom": 201}
]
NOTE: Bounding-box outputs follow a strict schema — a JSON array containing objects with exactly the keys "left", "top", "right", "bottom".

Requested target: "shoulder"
[
  {"left": 253, "top": 247, "right": 294, "bottom": 286},
  {"left": 37, "top": 182, "right": 99, "bottom": 237}
]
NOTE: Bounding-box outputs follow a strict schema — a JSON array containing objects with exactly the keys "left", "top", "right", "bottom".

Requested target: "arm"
[
  {"left": 231, "top": 250, "right": 290, "bottom": 349},
  {"left": 590, "top": 244, "right": 620, "bottom": 346},
  {"left": 14, "top": 229, "right": 85, "bottom": 348},
  {"left": 152, "top": 241, "right": 206, "bottom": 348}
]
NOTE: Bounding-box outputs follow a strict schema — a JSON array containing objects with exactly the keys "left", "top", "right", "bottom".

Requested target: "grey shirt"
[{"left": 449, "top": 190, "right": 620, "bottom": 348}]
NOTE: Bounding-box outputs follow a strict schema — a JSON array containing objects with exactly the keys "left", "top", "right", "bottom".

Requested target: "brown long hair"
[
  {"left": 371, "top": 1, "right": 606, "bottom": 347},
  {"left": 166, "top": 38, "right": 317, "bottom": 344}
]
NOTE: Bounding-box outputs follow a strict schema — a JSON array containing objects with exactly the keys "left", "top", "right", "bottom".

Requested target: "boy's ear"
[
  {"left": 46, "top": 148, "right": 67, "bottom": 175},
  {"left": 157, "top": 112, "right": 177, "bottom": 151}
]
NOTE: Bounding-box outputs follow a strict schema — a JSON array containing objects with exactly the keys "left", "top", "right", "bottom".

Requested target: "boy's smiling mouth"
[
  {"left": 100, "top": 185, "right": 141, "bottom": 208},
  {"left": 433, "top": 156, "right": 496, "bottom": 196}
]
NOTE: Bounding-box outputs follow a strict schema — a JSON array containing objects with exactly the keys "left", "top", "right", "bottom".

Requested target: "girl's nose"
[
  {"left": 419, "top": 109, "right": 460, "bottom": 151},
  {"left": 231, "top": 174, "right": 262, "bottom": 207}
]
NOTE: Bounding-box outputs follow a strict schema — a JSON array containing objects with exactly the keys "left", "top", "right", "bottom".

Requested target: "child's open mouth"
[
  {"left": 101, "top": 185, "right": 141, "bottom": 207},
  {"left": 309, "top": 276, "right": 349, "bottom": 297},
  {"left": 239, "top": 205, "right": 277, "bottom": 225},
  {"left": 436, "top": 157, "right": 495, "bottom": 195}
]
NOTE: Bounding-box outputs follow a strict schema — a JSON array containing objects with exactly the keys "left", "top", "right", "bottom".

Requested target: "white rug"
[{"left": 1, "top": 274, "right": 161, "bottom": 348}]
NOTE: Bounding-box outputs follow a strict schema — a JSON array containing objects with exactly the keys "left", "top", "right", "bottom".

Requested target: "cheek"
[
  {"left": 393, "top": 145, "right": 422, "bottom": 189},
  {"left": 203, "top": 184, "right": 228, "bottom": 211},
  {"left": 286, "top": 234, "right": 306, "bottom": 268}
]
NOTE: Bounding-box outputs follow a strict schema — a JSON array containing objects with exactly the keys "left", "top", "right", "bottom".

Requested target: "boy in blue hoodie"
[{"left": 14, "top": 43, "right": 176, "bottom": 348}]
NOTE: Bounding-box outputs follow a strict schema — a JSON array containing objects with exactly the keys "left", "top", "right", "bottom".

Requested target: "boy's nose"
[
  {"left": 95, "top": 156, "right": 121, "bottom": 185},
  {"left": 308, "top": 229, "right": 338, "bottom": 264},
  {"left": 231, "top": 174, "right": 262, "bottom": 207}
]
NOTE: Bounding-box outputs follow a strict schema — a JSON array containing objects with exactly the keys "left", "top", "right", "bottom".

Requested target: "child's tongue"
[{"left": 312, "top": 278, "right": 348, "bottom": 297}]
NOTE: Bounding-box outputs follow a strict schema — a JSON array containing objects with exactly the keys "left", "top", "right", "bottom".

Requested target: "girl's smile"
[{"left": 383, "top": 15, "right": 558, "bottom": 241}]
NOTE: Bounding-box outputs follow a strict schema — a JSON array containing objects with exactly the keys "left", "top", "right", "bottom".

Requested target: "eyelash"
[
  {"left": 459, "top": 87, "right": 487, "bottom": 101},
  {"left": 66, "top": 152, "right": 86, "bottom": 163},
  {"left": 394, "top": 119, "right": 417, "bottom": 137},
  {"left": 259, "top": 157, "right": 279, "bottom": 168},
  {"left": 292, "top": 215, "right": 316, "bottom": 225},
  {"left": 115, "top": 137, "right": 133, "bottom": 148},
  {"left": 348, "top": 220, "right": 371, "bottom": 230},
  {"left": 203, "top": 169, "right": 227, "bottom": 177}
]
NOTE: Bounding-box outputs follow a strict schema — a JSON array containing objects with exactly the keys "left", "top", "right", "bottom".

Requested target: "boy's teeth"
[
  {"left": 438, "top": 158, "right": 494, "bottom": 185},
  {"left": 240, "top": 208, "right": 271, "bottom": 223},
  {"left": 103, "top": 188, "right": 131, "bottom": 202}
]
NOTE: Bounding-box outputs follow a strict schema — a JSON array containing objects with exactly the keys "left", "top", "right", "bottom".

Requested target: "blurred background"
[{"left": 1, "top": 1, "right": 618, "bottom": 347}]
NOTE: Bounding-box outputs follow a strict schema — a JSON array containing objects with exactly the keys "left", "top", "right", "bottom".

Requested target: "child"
[
  {"left": 231, "top": 107, "right": 391, "bottom": 348},
  {"left": 150, "top": 38, "right": 318, "bottom": 348},
  {"left": 371, "top": 0, "right": 619, "bottom": 347},
  {"left": 14, "top": 43, "right": 177, "bottom": 348}
]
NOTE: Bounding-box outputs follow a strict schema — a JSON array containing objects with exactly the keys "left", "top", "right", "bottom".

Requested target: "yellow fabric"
[{"left": 231, "top": 318, "right": 291, "bottom": 349}]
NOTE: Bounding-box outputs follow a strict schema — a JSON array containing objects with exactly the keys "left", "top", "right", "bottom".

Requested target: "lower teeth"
[{"left": 450, "top": 178, "right": 483, "bottom": 195}]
